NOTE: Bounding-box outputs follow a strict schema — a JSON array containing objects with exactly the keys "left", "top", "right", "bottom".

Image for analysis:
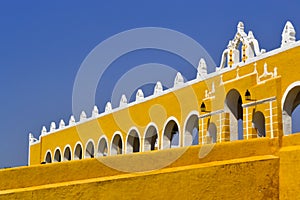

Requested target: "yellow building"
[{"left": 1, "top": 21, "right": 300, "bottom": 199}]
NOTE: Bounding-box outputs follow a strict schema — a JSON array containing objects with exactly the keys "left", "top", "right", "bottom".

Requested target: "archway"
[
  {"left": 225, "top": 89, "right": 243, "bottom": 140},
  {"left": 184, "top": 113, "right": 199, "bottom": 146},
  {"left": 144, "top": 125, "right": 158, "bottom": 151},
  {"left": 63, "top": 146, "right": 71, "bottom": 161},
  {"left": 53, "top": 148, "right": 61, "bottom": 162},
  {"left": 74, "top": 143, "right": 83, "bottom": 160},
  {"left": 252, "top": 111, "right": 266, "bottom": 137},
  {"left": 282, "top": 84, "right": 300, "bottom": 135},
  {"left": 111, "top": 133, "right": 123, "bottom": 155},
  {"left": 85, "top": 140, "right": 95, "bottom": 158},
  {"left": 45, "top": 151, "right": 52, "bottom": 163},
  {"left": 207, "top": 122, "right": 217, "bottom": 143},
  {"left": 126, "top": 129, "right": 140, "bottom": 153},
  {"left": 97, "top": 137, "right": 108, "bottom": 157},
  {"left": 163, "top": 119, "right": 180, "bottom": 149}
]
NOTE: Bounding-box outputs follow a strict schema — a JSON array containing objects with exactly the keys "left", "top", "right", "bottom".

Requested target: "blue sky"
[{"left": 0, "top": 1, "right": 300, "bottom": 168}]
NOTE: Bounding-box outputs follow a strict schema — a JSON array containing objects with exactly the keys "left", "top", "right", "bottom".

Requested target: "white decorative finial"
[
  {"left": 41, "top": 126, "right": 47, "bottom": 135},
  {"left": 80, "top": 111, "right": 87, "bottom": 121},
  {"left": 50, "top": 122, "right": 56, "bottom": 132},
  {"left": 197, "top": 58, "right": 207, "bottom": 79},
  {"left": 29, "top": 133, "right": 38, "bottom": 144},
  {"left": 211, "top": 82, "right": 215, "bottom": 93},
  {"left": 274, "top": 67, "right": 278, "bottom": 77},
  {"left": 69, "top": 115, "right": 76, "bottom": 125},
  {"left": 154, "top": 81, "right": 163, "bottom": 95},
  {"left": 92, "top": 106, "right": 99, "bottom": 117},
  {"left": 174, "top": 72, "right": 184, "bottom": 87},
  {"left": 136, "top": 89, "right": 144, "bottom": 102},
  {"left": 219, "top": 75, "right": 223, "bottom": 85},
  {"left": 281, "top": 21, "right": 296, "bottom": 47},
  {"left": 119, "top": 94, "right": 128, "bottom": 107},
  {"left": 105, "top": 102, "right": 112, "bottom": 112},
  {"left": 59, "top": 119, "right": 65, "bottom": 128},
  {"left": 237, "top": 21, "right": 244, "bottom": 33}
]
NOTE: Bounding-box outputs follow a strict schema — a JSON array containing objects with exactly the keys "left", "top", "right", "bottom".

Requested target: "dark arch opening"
[
  {"left": 144, "top": 126, "right": 158, "bottom": 151},
  {"left": 111, "top": 134, "right": 123, "bottom": 155},
  {"left": 54, "top": 149, "right": 61, "bottom": 162},
  {"left": 63, "top": 146, "right": 71, "bottom": 161},
  {"left": 97, "top": 137, "right": 108, "bottom": 157},
  {"left": 252, "top": 111, "right": 266, "bottom": 137},
  {"left": 85, "top": 141, "right": 95, "bottom": 158},
  {"left": 126, "top": 129, "right": 140, "bottom": 153},
  {"left": 163, "top": 120, "right": 180, "bottom": 149},
  {"left": 184, "top": 114, "right": 199, "bottom": 146},
  {"left": 225, "top": 89, "right": 243, "bottom": 140},
  {"left": 283, "top": 86, "right": 300, "bottom": 135},
  {"left": 207, "top": 122, "right": 217, "bottom": 143},
  {"left": 45, "top": 152, "right": 52, "bottom": 163},
  {"left": 74, "top": 143, "right": 83, "bottom": 160}
]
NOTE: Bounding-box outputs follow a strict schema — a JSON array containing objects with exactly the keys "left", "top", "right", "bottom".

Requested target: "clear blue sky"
[{"left": 0, "top": 1, "right": 300, "bottom": 168}]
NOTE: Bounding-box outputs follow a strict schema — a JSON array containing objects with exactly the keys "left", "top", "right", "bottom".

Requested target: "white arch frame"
[
  {"left": 63, "top": 144, "right": 72, "bottom": 161},
  {"left": 73, "top": 141, "right": 83, "bottom": 160},
  {"left": 182, "top": 111, "right": 199, "bottom": 146},
  {"left": 110, "top": 131, "right": 124, "bottom": 156},
  {"left": 84, "top": 139, "right": 96, "bottom": 159},
  {"left": 97, "top": 135, "right": 109, "bottom": 157},
  {"left": 44, "top": 150, "right": 52, "bottom": 163},
  {"left": 53, "top": 147, "right": 62, "bottom": 163},
  {"left": 143, "top": 122, "right": 160, "bottom": 151},
  {"left": 281, "top": 81, "right": 300, "bottom": 135},
  {"left": 125, "top": 127, "right": 142, "bottom": 154},
  {"left": 161, "top": 116, "right": 181, "bottom": 149}
]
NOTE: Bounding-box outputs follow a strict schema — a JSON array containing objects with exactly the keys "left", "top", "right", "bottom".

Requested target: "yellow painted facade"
[{"left": 2, "top": 21, "right": 300, "bottom": 199}]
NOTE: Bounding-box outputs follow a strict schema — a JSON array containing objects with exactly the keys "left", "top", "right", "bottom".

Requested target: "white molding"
[
  {"left": 242, "top": 97, "right": 276, "bottom": 108},
  {"left": 281, "top": 81, "right": 300, "bottom": 110},
  {"left": 199, "top": 109, "right": 224, "bottom": 119}
]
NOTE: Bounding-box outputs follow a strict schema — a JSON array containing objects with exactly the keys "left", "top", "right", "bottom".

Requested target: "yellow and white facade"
[{"left": 28, "top": 21, "right": 300, "bottom": 166}]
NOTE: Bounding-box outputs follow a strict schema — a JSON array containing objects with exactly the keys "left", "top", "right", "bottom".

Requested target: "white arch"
[
  {"left": 84, "top": 139, "right": 95, "bottom": 159},
  {"left": 97, "top": 135, "right": 109, "bottom": 157},
  {"left": 110, "top": 131, "right": 124, "bottom": 155},
  {"left": 44, "top": 150, "right": 52, "bottom": 163},
  {"left": 53, "top": 147, "right": 62, "bottom": 162},
  {"left": 63, "top": 144, "right": 72, "bottom": 161},
  {"left": 125, "top": 127, "right": 141, "bottom": 154},
  {"left": 161, "top": 116, "right": 181, "bottom": 149},
  {"left": 281, "top": 81, "right": 300, "bottom": 135},
  {"left": 74, "top": 141, "right": 83, "bottom": 160},
  {"left": 281, "top": 81, "right": 300, "bottom": 110},
  {"left": 183, "top": 110, "right": 199, "bottom": 146},
  {"left": 143, "top": 122, "right": 160, "bottom": 151}
]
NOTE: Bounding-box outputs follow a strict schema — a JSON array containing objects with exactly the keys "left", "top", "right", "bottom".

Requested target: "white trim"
[
  {"left": 110, "top": 131, "right": 124, "bottom": 155},
  {"left": 97, "top": 135, "right": 109, "bottom": 157},
  {"left": 44, "top": 150, "right": 52, "bottom": 163},
  {"left": 182, "top": 111, "right": 199, "bottom": 146},
  {"left": 53, "top": 147, "right": 62, "bottom": 162},
  {"left": 219, "top": 113, "right": 222, "bottom": 142},
  {"left": 161, "top": 116, "right": 181, "bottom": 149},
  {"left": 143, "top": 122, "right": 160, "bottom": 151},
  {"left": 242, "top": 97, "right": 276, "bottom": 108},
  {"left": 201, "top": 118, "right": 204, "bottom": 144},
  {"left": 73, "top": 141, "right": 83, "bottom": 160},
  {"left": 269, "top": 101, "right": 274, "bottom": 138},
  {"left": 246, "top": 107, "right": 249, "bottom": 139},
  {"left": 84, "top": 139, "right": 96, "bottom": 159},
  {"left": 281, "top": 81, "right": 300, "bottom": 110},
  {"left": 63, "top": 144, "right": 72, "bottom": 161},
  {"left": 199, "top": 109, "right": 224, "bottom": 119},
  {"left": 125, "top": 127, "right": 141, "bottom": 154}
]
